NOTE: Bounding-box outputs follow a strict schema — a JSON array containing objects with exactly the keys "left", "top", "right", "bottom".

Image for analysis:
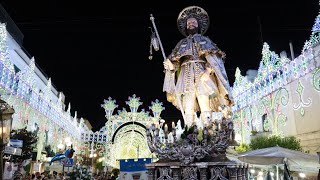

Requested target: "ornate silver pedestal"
[
  {"left": 146, "top": 161, "right": 248, "bottom": 180},
  {"left": 145, "top": 109, "right": 247, "bottom": 179}
]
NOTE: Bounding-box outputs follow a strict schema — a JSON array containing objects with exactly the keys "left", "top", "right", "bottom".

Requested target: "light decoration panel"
[
  {"left": 232, "top": 42, "right": 316, "bottom": 112},
  {"left": 82, "top": 95, "right": 165, "bottom": 168},
  {"left": 313, "top": 68, "right": 320, "bottom": 91},
  {"left": 0, "top": 23, "right": 87, "bottom": 140},
  {"left": 293, "top": 81, "right": 312, "bottom": 116},
  {"left": 232, "top": 11, "right": 320, "bottom": 139},
  {"left": 303, "top": 6, "right": 320, "bottom": 52}
]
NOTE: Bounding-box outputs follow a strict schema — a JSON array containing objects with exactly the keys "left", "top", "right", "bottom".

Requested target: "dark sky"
[{"left": 1, "top": 0, "right": 318, "bottom": 131}]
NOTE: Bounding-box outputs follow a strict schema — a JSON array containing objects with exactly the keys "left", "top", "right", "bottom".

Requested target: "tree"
[
  {"left": 235, "top": 143, "right": 250, "bottom": 153},
  {"left": 95, "top": 161, "right": 104, "bottom": 172},
  {"left": 249, "top": 135, "right": 301, "bottom": 151},
  {"left": 44, "top": 145, "right": 55, "bottom": 157},
  {"left": 10, "top": 127, "right": 38, "bottom": 163}
]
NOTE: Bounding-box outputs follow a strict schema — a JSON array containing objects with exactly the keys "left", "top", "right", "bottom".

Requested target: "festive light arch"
[
  {"left": 111, "top": 121, "right": 146, "bottom": 143},
  {"left": 81, "top": 95, "right": 165, "bottom": 168}
]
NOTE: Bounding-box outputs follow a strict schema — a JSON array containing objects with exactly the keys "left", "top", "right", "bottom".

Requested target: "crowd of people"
[{"left": 12, "top": 171, "right": 118, "bottom": 180}]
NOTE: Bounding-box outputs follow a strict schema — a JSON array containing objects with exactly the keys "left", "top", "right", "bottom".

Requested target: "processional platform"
[{"left": 146, "top": 160, "right": 248, "bottom": 180}]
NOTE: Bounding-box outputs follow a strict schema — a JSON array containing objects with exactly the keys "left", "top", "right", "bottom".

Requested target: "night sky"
[{"left": 1, "top": 0, "right": 318, "bottom": 131}]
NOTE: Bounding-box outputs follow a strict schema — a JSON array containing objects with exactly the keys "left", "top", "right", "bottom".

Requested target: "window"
[
  {"left": 13, "top": 65, "right": 20, "bottom": 73},
  {"left": 262, "top": 113, "right": 268, "bottom": 132}
]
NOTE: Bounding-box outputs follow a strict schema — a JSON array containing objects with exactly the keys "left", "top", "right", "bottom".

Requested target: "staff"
[
  {"left": 149, "top": 14, "right": 186, "bottom": 122},
  {"left": 149, "top": 14, "right": 166, "bottom": 61}
]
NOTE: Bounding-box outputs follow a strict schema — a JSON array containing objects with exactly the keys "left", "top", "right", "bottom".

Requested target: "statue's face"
[
  {"left": 186, "top": 17, "right": 199, "bottom": 35},
  {"left": 187, "top": 17, "right": 198, "bottom": 30}
]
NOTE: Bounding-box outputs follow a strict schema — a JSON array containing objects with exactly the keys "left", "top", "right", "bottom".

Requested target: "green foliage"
[
  {"left": 249, "top": 135, "right": 301, "bottom": 151},
  {"left": 10, "top": 127, "right": 38, "bottom": 163},
  {"left": 279, "top": 136, "right": 302, "bottom": 151},
  {"left": 95, "top": 161, "right": 104, "bottom": 171},
  {"left": 235, "top": 143, "right": 250, "bottom": 152},
  {"left": 251, "top": 130, "right": 258, "bottom": 136},
  {"left": 45, "top": 145, "right": 55, "bottom": 157},
  {"left": 23, "top": 163, "right": 31, "bottom": 174}
]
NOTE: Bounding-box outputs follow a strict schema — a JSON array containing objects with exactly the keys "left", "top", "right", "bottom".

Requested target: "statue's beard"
[{"left": 186, "top": 27, "right": 199, "bottom": 35}]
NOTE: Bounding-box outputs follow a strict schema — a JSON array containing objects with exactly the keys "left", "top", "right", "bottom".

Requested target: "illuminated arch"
[{"left": 111, "top": 121, "right": 146, "bottom": 143}]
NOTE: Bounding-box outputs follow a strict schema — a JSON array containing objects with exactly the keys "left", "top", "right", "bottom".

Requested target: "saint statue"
[{"left": 163, "top": 6, "right": 234, "bottom": 127}]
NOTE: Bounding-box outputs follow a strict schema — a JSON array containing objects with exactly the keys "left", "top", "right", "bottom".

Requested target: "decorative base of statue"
[
  {"left": 145, "top": 161, "right": 248, "bottom": 180},
  {"left": 146, "top": 112, "right": 245, "bottom": 179}
]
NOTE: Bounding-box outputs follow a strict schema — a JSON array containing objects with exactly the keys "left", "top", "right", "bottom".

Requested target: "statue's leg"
[
  {"left": 184, "top": 114, "right": 195, "bottom": 128},
  {"left": 200, "top": 111, "right": 211, "bottom": 127},
  {"left": 184, "top": 92, "right": 196, "bottom": 128},
  {"left": 197, "top": 94, "right": 211, "bottom": 126},
  {"left": 197, "top": 94, "right": 210, "bottom": 112}
]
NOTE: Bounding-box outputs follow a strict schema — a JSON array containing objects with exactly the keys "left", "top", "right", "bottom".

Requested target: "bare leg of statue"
[
  {"left": 183, "top": 92, "right": 196, "bottom": 127},
  {"left": 197, "top": 94, "right": 212, "bottom": 127}
]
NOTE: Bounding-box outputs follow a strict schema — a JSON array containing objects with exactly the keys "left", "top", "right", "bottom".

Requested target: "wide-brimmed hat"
[{"left": 177, "top": 6, "right": 210, "bottom": 37}]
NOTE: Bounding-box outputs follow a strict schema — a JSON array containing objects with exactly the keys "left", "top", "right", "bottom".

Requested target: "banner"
[{"left": 119, "top": 158, "right": 152, "bottom": 172}]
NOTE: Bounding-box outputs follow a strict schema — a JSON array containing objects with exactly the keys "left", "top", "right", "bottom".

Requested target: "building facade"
[
  {"left": 0, "top": 5, "right": 91, "bottom": 163},
  {"left": 231, "top": 11, "right": 320, "bottom": 154}
]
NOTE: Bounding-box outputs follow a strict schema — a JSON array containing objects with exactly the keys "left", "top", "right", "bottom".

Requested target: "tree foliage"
[
  {"left": 249, "top": 135, "right": 301, "bottom": 151},
  {"left": 95, "top": 161, "right": 104, "bottom": 171},
  {"left": 10, "top": 127, "right": 38, "bottom": 163},
  {"left": 235, "top": 143, "right": 250, "bottom": 152},
  {"left": 44, "top": 145, "right": 55, "bottom": 157}
]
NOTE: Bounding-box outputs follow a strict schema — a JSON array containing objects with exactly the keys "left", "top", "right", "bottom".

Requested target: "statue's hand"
[{"left": 163, "top": 59, "right": 174, "bottom": 70}]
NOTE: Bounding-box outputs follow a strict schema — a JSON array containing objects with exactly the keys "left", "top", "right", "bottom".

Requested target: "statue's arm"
[
  {"left": 163, "top": 40, "right": 183, "bottom": 93},
  {"left": 164, "top": 39, "right": 184, "bottom": 71}
]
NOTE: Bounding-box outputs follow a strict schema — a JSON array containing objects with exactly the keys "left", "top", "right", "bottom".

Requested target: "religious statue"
[
  {"left": 162, "top": 6, "right": 234, "bottom": 127},
  {"left": 146, "top": 7, "right": 249, "bottom": 177}
]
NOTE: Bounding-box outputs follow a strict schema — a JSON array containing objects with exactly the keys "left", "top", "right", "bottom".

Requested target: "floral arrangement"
[{"left": 179, "top": 123, "right": 215, "bottom": 145}]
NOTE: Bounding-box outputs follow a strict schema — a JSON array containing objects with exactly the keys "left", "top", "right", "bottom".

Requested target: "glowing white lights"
[
  {"left": 0, "top": 24, "right": 89, "bottom": 144},
  {"left": 235, "top": 134, "right": 242, "bottom": 143},
  {"left": 232, "top": 42, "right": 316, "bottom": 112},
  {"left": 299, "top": 172, "right": 306, "bottom": 178},
  {"left": 57, "top": 143, "right": 64, "bottom": 150},
  {"left": 89, "top": 153, "right": 97, "bottom": 158},
  {"left": 65, "top": 137, "right": 71, "bottom": 144}
]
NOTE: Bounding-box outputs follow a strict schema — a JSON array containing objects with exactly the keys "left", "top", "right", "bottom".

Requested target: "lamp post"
[
  {"left": 89, "top": 153, "right": 97, "bottom": 168},
  {"left": 88, "top": 142, "right": 96, "bottom": 173},
  {"left": 0, "top": 100, "right": 15, "bottom": 179},
  {"left": 317, "top": 152, "right": 320, "bottom": 180},
  {"left": 249, "top": 168, "right": 255, "bottom": 180},
  {"left": 57, "top": 137, "right": 72, "bottom": 174}
]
